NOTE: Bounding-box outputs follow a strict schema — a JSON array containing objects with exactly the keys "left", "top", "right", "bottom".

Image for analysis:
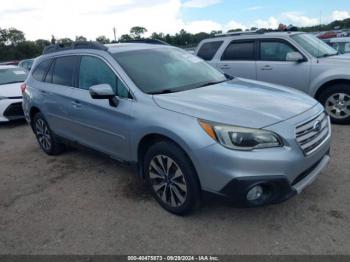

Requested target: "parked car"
[
  {"left": 18, "top": 59, "right": 34, "bottom": 71},
  {"left": 0, "top": 65, "right": 27, "bottom": 122},
  {"left": 195, "top": 31, "right": 350, "bottom": 124},
  {"left": 22, "top": 42, "right": 331, "bottom": 215},
  {"left": 0, "top": 60, "right": 20, "bottom": 66},
  {"left": 327, "top": 37, "right": 350, "bottom": 54}
]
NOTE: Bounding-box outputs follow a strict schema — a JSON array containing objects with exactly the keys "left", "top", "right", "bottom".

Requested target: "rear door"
[
  {"left": 68, "top": 55, "right": 133, "bottom": 160},
  {"left": 256, "top": 39, "right": 311, "bottom": 92},
  {"left": 214, "top": 40, "right": 257, "bottom": 79},
  {"left": 34, "top": 56, "right": 79, "bottom": 139}
]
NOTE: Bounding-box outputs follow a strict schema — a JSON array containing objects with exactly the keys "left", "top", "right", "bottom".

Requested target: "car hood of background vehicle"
[
  {"left": 321, "top": 53, "right": 350, "bottom": 64},
  {"left": 0, "top": 83, "right": 22, "bottom": 98},
  {"left": 153, "top": 78, "right": 318, "bottom": 128}
]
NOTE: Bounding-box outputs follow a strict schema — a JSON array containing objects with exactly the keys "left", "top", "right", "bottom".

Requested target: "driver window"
[
  {"left": 260, "top": 41, "right": 297, "bottom": 61},
  {"left": 79, "top": 56, "right": 131, "bottom": 98}
]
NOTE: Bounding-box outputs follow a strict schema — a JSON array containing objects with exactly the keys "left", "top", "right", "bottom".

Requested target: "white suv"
[{"left": 195, "top": 31, "right": 350, "bottom": 124}]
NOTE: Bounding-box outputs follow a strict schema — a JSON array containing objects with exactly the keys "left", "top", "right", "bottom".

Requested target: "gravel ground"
[{"left": 0, "top": 120, "right": 349, "bottom": 255}]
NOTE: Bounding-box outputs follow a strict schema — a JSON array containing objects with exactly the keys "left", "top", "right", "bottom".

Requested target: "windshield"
[
  {"left": 0, "top": 67, "right": 27, "bottom": 85},
  {"left": 291, "top": 33, "right": 338, "bottom": 58},
  {"left": 113, "top": 47, "right": 226, "bottom": 94}
]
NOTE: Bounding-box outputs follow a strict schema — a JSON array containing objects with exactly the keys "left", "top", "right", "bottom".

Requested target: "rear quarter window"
[
  {"left": 197, "top": 41, "right": 223, "bottom": 61},
  {"left": 32, "top": 59, "right": 51, "bottom": 81}
]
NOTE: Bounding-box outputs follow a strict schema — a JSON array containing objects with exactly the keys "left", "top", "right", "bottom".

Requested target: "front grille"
[
  {"left": 3, "top": 102, "right": 24, "bottom": 119},
  {"left": 296, "top": 112, "right": 330, "bottom": 156}
]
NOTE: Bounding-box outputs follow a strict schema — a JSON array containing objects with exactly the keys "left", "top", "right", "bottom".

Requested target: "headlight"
[{"left": 199, "top": 120, "right": 283, "bottom": 150}]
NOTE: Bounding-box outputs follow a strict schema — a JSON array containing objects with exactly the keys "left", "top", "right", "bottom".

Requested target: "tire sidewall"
[
  {"left": 33, "top": 113, "right": 58, "bottom": 155},
  {"left": 319, "top": 84, "right": 350, "bottom": 125},
  {"left": 144, "top": 141, "right": 201, "bottom": 215}
]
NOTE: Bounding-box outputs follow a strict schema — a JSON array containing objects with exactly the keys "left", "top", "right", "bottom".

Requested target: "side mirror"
[
  {"left": 89, "top": 84, "right": 119, "bottom": 107},
  {"left": 286, "top": 52, "right": 306, "bottom": 63}
]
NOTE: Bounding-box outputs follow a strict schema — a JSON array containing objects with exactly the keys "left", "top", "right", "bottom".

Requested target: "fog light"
[{"left": 247, "top": 185, "right": 263, "bottom": 201}]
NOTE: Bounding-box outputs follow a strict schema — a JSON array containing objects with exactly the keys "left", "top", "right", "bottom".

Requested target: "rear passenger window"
[
  {"left": 32, "top": 59, "right": 51, "bottom": 81},
  {"left": 52, "top": 56, "right": 79, "bottom": 87},
  {"left": 197, "top": 41, "right": 223, "bottom": 61},
  {"left": 221, "top": 41, "right": 255, "bottom": 61},
  {"left": 79, "top": 56, "right": 131, "bottom": 98}
]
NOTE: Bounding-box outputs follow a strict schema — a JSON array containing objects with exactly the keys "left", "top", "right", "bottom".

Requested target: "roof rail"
[
  {"left": 214, "top": 29, "right": 266, "bottom": 38},
  {"left": 121, "top": 39, "right": 169, "bottom": 45},
  {"left": 42, "top": 41, "right": 108, "bottom": 55}
]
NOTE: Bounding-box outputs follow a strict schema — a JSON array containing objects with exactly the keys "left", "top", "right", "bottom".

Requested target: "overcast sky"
[{"left": 1, "top": 0, "right": 349, "bottom": 41}]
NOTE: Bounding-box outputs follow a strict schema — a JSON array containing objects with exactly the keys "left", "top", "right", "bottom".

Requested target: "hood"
[
  {"left": 319, "top": 53, "right": 350, "bottom": 64},
  {"left": 0, "top": 82, "right": 22, "bottom": 98},
  {"left": 153, "top": 78, "right": 318, "bottom": 128}
]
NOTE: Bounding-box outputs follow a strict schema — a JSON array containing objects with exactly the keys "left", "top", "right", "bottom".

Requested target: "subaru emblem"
[{"left": 313, "top": 121, "right": 322, "bottom": 132}]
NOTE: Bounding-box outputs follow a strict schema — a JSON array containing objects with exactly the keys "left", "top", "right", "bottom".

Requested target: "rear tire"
[
  {"left": 33, "top": 112, "right": 65, "bottom": 155},
  {"left": 144, "top": 141, "right": 201, "bottom": 215},
  {"left": 319, "top": 84, "right": 350, "bottom": 125}
]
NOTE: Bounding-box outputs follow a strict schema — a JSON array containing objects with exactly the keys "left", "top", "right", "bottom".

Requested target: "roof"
[
  {"left": 330, "top": 37, "right": 350, "bottom": 43},
  {"left": 206, "top": 31, "right": 303, "bottom": 41},
  {"left": 106, "top": 43, "right": 172, "bottom": 54},
  {"left": 0, "top": 65, "right": 19, "bottom": 69}
]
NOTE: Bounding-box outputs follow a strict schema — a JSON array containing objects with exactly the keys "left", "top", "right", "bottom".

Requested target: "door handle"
[
  {"left": 260, "top": 65, "right": 272, "bottom": 71},
  {"left": 220, "top": 64, "right": 231, "bottom": 70},
  {"left": 71, "top": 101, "right": 81, "bottom": 108},
  {"left": 39, "top": 90, "right": 47, "bottom": 95}
]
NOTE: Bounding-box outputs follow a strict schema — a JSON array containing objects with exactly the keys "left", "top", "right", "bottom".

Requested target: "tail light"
[{"left": 20, "top": 83, "right": 27, "bottom": 93}]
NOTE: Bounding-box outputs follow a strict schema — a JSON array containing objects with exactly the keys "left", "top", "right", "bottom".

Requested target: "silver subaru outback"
[{"left": 22, "top": 41, "right": 331, "bottom": 215}]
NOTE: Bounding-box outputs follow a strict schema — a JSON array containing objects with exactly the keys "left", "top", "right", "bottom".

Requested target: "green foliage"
[
  {"left": 96, "top": 35, "right": 110, "bottom": 44},
  {"left": 1, "top": 18, "right": 350, "bottom": 62},
  {"left": 130, "top": 26, "right": 148, "bottom": 39}
]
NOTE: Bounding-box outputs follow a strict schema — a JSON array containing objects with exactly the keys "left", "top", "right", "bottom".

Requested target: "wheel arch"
[
  {"left": 136, "top": 133, "right": 200, "bottom": 185},
  {"left": 315, "top": 79, "right": 350, "bottom": 100}
]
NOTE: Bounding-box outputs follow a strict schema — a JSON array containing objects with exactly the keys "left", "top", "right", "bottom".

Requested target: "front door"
[
  {"left": 256, "top": 39, "right": 311, "bottom": 92},
  {"left": 69, "top": 55, "right": 133, "bottom": 160}
]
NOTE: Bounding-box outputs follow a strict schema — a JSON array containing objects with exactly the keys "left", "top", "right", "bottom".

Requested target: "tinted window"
[
  {"left": 52, "top": 56, "right": 79, "bottom": 87},
  {"left": 79, "top": 56, "right": 130, "bottom": 98},
  {"left": 221, "top": 41, "right": 255, "bottom": 61},
  {"left": 197, "top": 41, "right": 223, "bottom": 61},
  {"left": 32, "top": 59, "right": 51, "bottom": 81},
  {"left": 260, "top": 41, "right": 296, "bottom": 61},
  {"left": 44, "top": 60, "right": 54, "bottom": 83}
]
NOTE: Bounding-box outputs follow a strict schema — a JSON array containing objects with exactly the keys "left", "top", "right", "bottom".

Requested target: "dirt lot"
[{"left": 0, "top": 120, "right": 349, "bottom": 255}]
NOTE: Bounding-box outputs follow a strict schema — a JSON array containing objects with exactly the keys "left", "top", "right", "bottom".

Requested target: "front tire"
[
  {"left": 33, "top": 112, "right": 65, "bottom": 155},
  {"left": 144, "top": 141, "right": 201, "bottom": 215},
  {"left": 319, "top": 84, "right": 350, "bottom": 124}
]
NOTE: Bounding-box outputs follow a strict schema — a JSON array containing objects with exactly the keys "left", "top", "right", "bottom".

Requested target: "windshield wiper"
[
  {"left": 197, "top": 79, "right": 228, "bottom": 88},
  {"left": 1, "top": 81, "right": 23, "bottom": 85},
  {"left": 148, "top": 89, "right": 179, "bottom": 95},
  {"left": 319, "top": 52, "right": 339, "bottom": 58}
]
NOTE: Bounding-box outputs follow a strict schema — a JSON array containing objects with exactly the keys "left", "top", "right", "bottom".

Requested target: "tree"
[
  {"left": 57, "top": 38, "right": 73, "bottom": 44},
  {"left": 130, "top": 26, "right": 147, "bottom": 39},
  {"left": 227, "top": 28, "right": 242, "bottom": 33},
  {"left": 0, "top": 28, "right": 25, "bottom": 45},
  {"left": 35, "top": 39, "right": 51, "bottom": 49},
  {"left": 96, "top": 35, "right": 110, "bottom": 44},
  {"left": 119, "top": 34, "right": 133, "bottom": 42},
  {"left": 75, "top": 35, "right": 87, "bottom": 42}
]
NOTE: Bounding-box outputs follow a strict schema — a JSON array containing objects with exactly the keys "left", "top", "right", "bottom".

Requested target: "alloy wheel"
[
  {"left": 325, "top": 93, "right": 350, "bottom": 119},
  {"left": 148, "top": 155, "right": 188, "bottom": 207},
  {"left": 35, "top": 119, "right": 52, "bottom": 151}
]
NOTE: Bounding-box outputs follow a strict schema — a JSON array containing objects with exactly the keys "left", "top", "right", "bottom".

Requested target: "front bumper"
[
  {"left": 192, "top": 104, "right": 331, "bottom": 207},
  {"left": 219, "top": 153, "right": 330, "bottom": 207},
  {"left": 0, "top": 99, "right": 24, "bottom": 122}
]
